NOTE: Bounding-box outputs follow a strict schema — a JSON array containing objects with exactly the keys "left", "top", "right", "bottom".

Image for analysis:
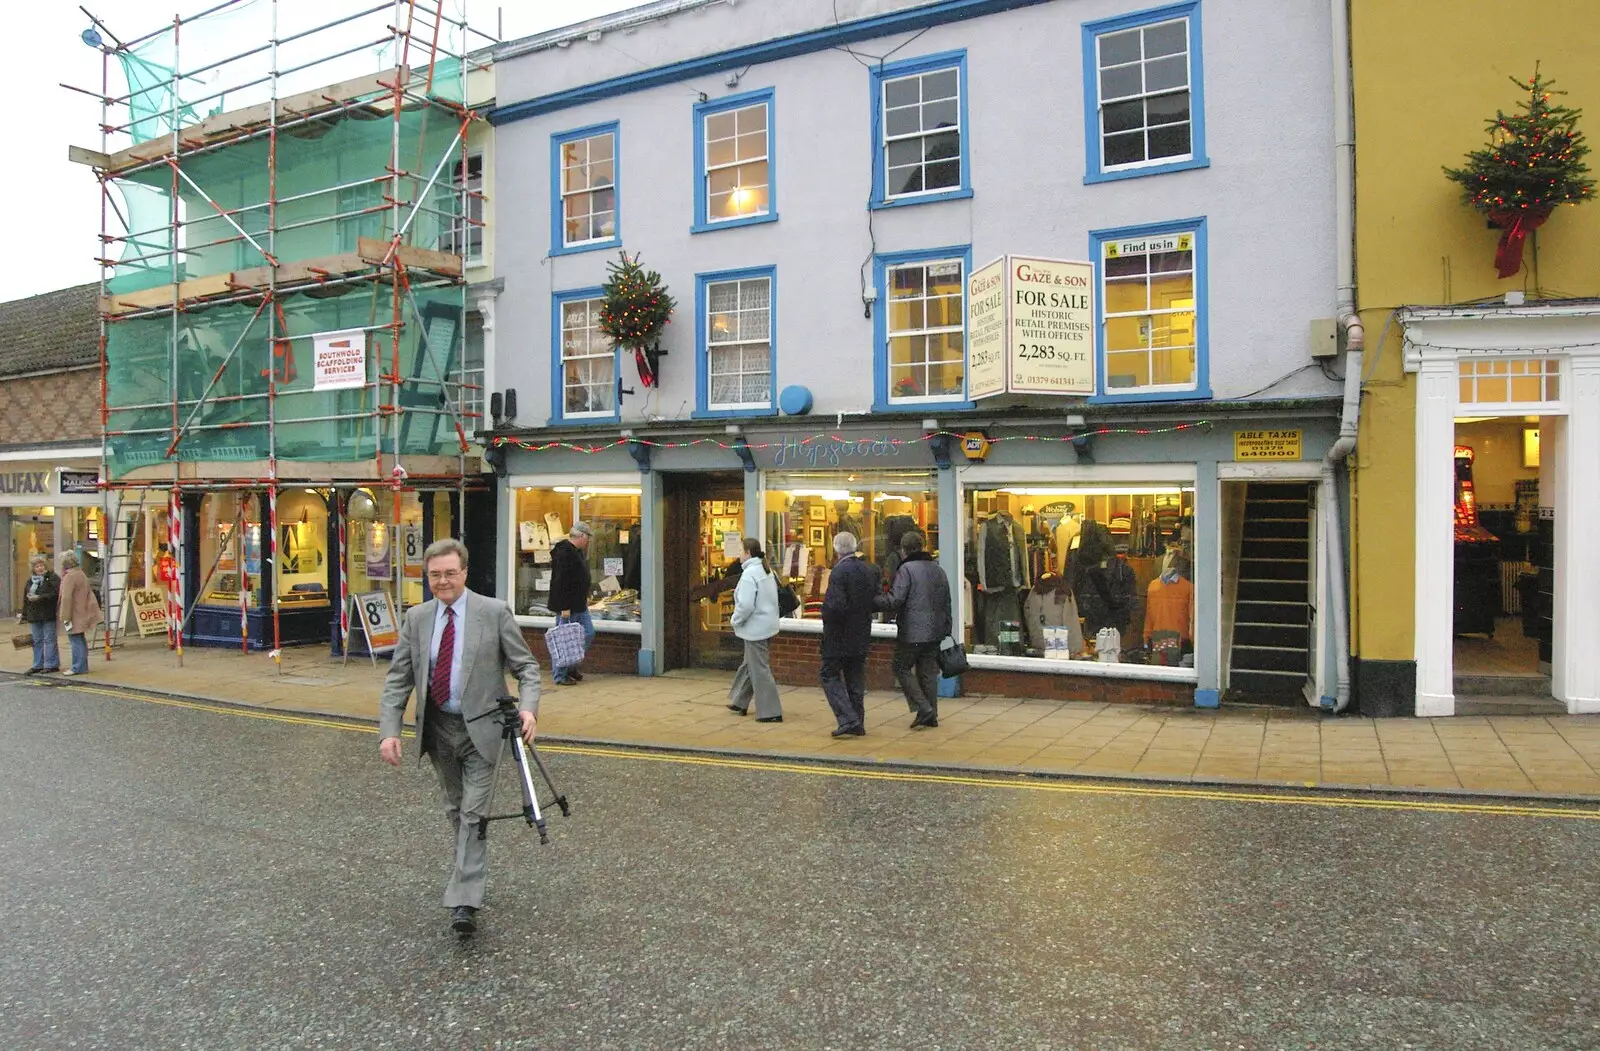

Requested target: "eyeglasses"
[{"left": 426, "top": 569, "right": 464, "bottom": 582}]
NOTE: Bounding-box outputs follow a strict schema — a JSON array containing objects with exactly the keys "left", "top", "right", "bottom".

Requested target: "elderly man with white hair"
[
  {"left": 819, "top": 531, "right": 880, "bottom": 737},
  {"left": 547, "top": 522, "right": 595, "bottom": 685}
]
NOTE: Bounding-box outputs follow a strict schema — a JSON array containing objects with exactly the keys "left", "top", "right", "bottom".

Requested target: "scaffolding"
[{"left": 67, "top": 0, "right": 493, "bottom": 663}]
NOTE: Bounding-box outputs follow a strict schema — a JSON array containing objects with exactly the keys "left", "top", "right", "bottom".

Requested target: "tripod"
[{"left": 468, "top": 696, "right": 571, "bottom": 844}]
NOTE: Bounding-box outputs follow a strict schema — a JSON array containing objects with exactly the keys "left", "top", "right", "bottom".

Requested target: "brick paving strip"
[{"left": 6, "top": 635, "right": 1600, "bottom": 801}]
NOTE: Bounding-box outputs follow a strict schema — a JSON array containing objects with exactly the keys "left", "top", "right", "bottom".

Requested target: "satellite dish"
[{"left": 81, "top": 27, "right": 103, "bottom": 48}]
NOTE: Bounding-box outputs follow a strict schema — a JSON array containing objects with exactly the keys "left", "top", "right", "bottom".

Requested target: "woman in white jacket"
[{"left": 726, "top": 537, "right": 784, "bottom": 722}]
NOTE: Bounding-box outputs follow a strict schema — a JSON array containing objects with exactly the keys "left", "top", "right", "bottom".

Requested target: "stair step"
[
  {"left": 1233, "top": 623, "right": 1309, "bottom": 648},
  {"left": 1237, "top": 581, "right": 1307, "bottom": 603},
  {"left": 1237, "top": 602, "right": 1310, "bottom": 627},
  {"left": 1231, "top": 644, "right": 1310, "bottom": 673}
]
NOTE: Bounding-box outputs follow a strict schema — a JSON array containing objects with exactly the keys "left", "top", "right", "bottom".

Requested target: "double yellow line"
[{"left": 38, "top": 680, "right": 1600, "bottom": 822}]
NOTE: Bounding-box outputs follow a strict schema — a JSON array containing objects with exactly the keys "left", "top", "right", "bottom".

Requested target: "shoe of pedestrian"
[
  {"left": 61, "top": 670, "right": 78, "bottom": 677},
  {"left": 554, "top": 678, "right": 573, "bottom": 686},
  {"left": 450, "top": 906, "right": 478, "bottom": 934},
  {"left": 726, "top": 704, "right": 747, "bottom": 715},
  {"left": 41, "top": 667, "right": 60, "bottom": 674},
  {"left": 569, "top": 670, "right": 584, "bottom": 682},
  {"left": 910, "top": 716, "right": 938, "bottom": 729},
  {"left": 755, "top": 715, "right": 783, "bottom": 723},
  {"left": 24, "top": 667, "right": 41, "bottom": 675},
  {"left": 831, "top": 726, "right": 866, "bottom": 737}
]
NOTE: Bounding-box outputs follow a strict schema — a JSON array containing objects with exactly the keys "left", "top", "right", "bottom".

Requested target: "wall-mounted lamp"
[{"left": 861, "top": 286, "right": 877, "bottom": 319}]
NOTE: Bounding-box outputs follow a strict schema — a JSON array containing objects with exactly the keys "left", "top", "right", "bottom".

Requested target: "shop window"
[
  {"left": 345, "top": 488, "right": 428, "bottom": 612},
  {"left": 275, "top": 490, "right": 330, "bottom": 609},
  {"left": 513, "top": 485, "right": 641, "bottom": 623},
  {"left": 1093, "top": 220, "right": 1206, "bottom": 397},
  {"left": 761, "top": 471, "right": 939, "bottom": 621},
  {"left": 1457, "top": 357, "right": 1560, "bottom": 408},
  {"left": 551, "top": 122, "right": 620, "bottom": 255},
  {"left": 693, "top": 89, "right": 776, "bottom": 231},
  {"left": 963, "top": 483, "right": 1194, "bottom": 666},
  {"left": 199, "top": 492, "right": 263, "bottom": 609}
]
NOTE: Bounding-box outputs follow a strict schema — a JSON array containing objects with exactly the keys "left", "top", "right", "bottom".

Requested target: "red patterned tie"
[{"left": 430, "top": 607, "right": 454, "bottom": 708}]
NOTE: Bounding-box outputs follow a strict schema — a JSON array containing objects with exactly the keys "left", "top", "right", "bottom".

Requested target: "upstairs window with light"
[{"left": 694, "top": 90, "right": 776, "bottom": 231}]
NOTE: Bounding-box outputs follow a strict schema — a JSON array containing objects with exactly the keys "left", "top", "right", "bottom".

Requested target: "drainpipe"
[{"left": 1321, "top": 0, "right": 1361, "bottom": 712}]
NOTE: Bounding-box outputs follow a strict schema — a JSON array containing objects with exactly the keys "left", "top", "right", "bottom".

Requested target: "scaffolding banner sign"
[{"left": 312, "top": 329, "right": 368, "bottom": 392}]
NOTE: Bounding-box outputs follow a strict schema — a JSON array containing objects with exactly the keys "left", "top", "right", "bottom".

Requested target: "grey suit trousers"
[
  {"left": 727, "top": 638, "right": 782, "bottom": 719},
  {"left": 424, "top": 710, "right": 497, "bottom": 910}
]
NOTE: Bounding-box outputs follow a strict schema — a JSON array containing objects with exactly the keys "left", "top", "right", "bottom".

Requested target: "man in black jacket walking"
[
  {"left": 548, "top": 522, "right": 593, "bottom": 685},
  {"left": 820, "top": 532, "right": 879, "bottom": 737},
  {"left": 874, "top": 530, "right": 951, "bottom": 729}
]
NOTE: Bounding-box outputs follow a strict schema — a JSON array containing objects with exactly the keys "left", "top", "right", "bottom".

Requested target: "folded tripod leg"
[{"left": 528, "top": 746, "right": 571, "bottom": 817}]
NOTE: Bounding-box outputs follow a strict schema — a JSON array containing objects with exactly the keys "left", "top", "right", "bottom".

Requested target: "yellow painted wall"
[{"left": 1349, "top": 0, "right": 1600, "bottom": 662}]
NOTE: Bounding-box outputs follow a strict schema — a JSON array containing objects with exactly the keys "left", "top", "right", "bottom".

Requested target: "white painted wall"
[{"left": 490, "top": 0, "right": 1340, "bottom": 426}]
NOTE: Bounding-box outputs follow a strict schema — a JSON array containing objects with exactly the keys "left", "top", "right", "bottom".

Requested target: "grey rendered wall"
[{"left": 491, "top": 0, "right": 1340, "bottom": 426}]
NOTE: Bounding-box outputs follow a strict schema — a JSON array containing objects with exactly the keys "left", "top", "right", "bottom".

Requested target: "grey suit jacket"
[{"left": 378, "top": 589, "right": 542, "bottom": 762}]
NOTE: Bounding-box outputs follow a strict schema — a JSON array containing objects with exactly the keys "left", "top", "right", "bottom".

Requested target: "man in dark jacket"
[
  {"left": 820, "top": 531, "right": 879, "bottom": 737},
  {"left": 874, "top": 530, "right": 952, "bottom": 729},
  {"left": 547, "top": 522, "right": 593, "bottom": 685}
]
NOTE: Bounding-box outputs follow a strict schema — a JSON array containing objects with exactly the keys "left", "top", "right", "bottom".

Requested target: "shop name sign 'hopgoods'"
[{"left": 968, "top": 256, "right": 1095, "bottom": 398}]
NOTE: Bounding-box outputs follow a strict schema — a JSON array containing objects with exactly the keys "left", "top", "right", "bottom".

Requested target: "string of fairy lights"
[{"left": 488, "top": 421, "right": 1214, "bottom": 455}]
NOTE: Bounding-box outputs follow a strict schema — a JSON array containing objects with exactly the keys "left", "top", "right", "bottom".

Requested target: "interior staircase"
[{"left": 1228, "top": 482, "right": 1313, "bottom": 704}]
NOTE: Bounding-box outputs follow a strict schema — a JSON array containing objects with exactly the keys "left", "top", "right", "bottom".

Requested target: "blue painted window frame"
[
  {"left": 549, "top": 121, "right": 622, "bottom": 256},
  {"left": 869, "top": 50, "right": 973, "bottom": 210},
  {"left": 1081, "top": 1, "right": 1209, "bottom": 184},
  {"left": 872, "top": 245, "right": 976, "bottom": 413},
  {"left": 694, "top": 265, "right": 778, "bottom": 419},
  {"left": 692, "top": 88, "right": 779, "bottom": 234},
  {"left": 549, "top": 286, "right": 622, "bottom": 425},
  {"left": 1088, "top": 216, "right": 1210, "bottom": 404}
]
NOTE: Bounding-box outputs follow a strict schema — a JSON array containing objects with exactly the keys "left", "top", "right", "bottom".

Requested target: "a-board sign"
[
  {"left": 351, "top": 590, "right": 399, "bottom": 654},
  {"left": 1235, "top": 429, "right": 1303, "bottom": 461},
  {"left": 130, "top": 587, "right": 169, "bottom": 637}
]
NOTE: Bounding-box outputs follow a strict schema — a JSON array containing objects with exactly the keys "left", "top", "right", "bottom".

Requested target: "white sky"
[{"left": 2, "top": 0, "right": 642, "bottom": 300}]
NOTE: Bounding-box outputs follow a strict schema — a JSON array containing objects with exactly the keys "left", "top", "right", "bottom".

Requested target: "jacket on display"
[
  {"left": 1024, "top": 579, "right": 1083, "bottom": 654},
  {"left": 975, "top": 512, "right": 1029, "bottom": 591},
  {"left": 1074, "top": 547, "right": 1136, "bottom": 635},
  {"left": 874, "top": 551, "right": 952, "bottom": 644},
  {"left": 732, "top": 558, "right": 781, "bottom": 641},
  {"left": 547, "top": 539, "right": 591, "bottom": 615},
  {"left": 820, "top": 553, "right": 880, "bottom": 659},
  {"left": 1144, "top": 574, "right": 1194, "bottom": 643}
]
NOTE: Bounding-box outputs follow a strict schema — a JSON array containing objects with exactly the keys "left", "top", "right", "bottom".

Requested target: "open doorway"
[
  {"left": 1221, "top": 480, "right": 1319, "bottom": 706},
  {"left": 1451, "top": 416, "right": 1556, "bottom": 707},
  {"left": 661, "top": 471, "right": 746, "bottom": 671}
]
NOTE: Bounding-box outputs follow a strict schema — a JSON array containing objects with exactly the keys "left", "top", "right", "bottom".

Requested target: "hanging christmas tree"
[
  {"left": 598, "top": 250, "right": 676, "bottom": 387},
  {"left": 1443, "top": 68, "right": 1594, "bottom": 278}
]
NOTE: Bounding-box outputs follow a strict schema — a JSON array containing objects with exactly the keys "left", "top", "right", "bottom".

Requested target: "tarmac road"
[{"left": 2, "top": 677, "right": 1598, "bottom": 1051}]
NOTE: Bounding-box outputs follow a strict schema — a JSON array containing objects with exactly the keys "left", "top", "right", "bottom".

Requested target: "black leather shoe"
[
  {"left": 832, "top": 726, "right": 866, "bottom": 737},
  {"left": 450, "top": 906, "right": 477, "bottom": 934},
  {"left": 910, "top": 716, "right": 938, "bottom": 729},
  {"left": 569, "top": 671, "right": 584, "bottom": 682},
  {"left": 727, "top": 704, "right": 747, "bottom": 715},
  {"left": 755, "top": 715, "right": 783, "bottom": 723}
]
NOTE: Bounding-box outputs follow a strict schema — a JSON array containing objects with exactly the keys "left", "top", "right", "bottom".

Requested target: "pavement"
[{"left": 6, "top": 631, "right": 1600, "bottom": 800}]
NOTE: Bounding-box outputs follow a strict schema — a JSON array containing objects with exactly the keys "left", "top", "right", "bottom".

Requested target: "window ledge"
[
  {"left": 516, "top": 614, "right": 642, "bottom": 635},
  {"left": 691, "top": 212, "right": 779, "bottom": 235},
  {"left": 777, "top": 618, "right": 899, "bottom": 639},
  {"left": 1085, "top": 157, "right": 1209, "bottom": 185},
  {"left": 870, "top": 399, "right": 977, "bottom": 414},
  {"left": 966, "top": 652, "right": 1198, "bottom": 682},
  {"left": 545, "top": 414, "right": 623, "bottom": 427},
  {"left": 550, "top": 237, "right": 622, "bottom": 257},
  {"left": 870, "top": 187, "right": 973, "bottom": 211},
  {"left": 690, "top": 407, "right": 775, "bottom": 420},
  {"left": 1088, "top": 387, "right": 1211, "bottom": 404}
]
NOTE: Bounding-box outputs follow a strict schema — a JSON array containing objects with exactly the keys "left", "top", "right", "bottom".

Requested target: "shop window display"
[
  {"left": 964, "top": 484, "right": 1192, "bottom": 665},
  {"left": 275, "top": 490, "right": 330, "bottom": 609},
  {"left": 513, "top": 485, "right": 641, "bottom": 622},
  {"left": 761, "top": 471, "right": 939, "bottom": 620},
  {"left": 199, "top": 492, "right": 264, "bottom": 608},
  {"left": 345, "top": 489, "right": 438, "bottom": 612}
]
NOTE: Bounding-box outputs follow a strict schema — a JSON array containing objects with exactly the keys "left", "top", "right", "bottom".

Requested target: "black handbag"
[{"left": 936, "top": 635, "right": 969, "bottom": 677}]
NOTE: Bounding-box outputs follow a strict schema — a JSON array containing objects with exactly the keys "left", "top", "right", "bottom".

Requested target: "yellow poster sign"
[
  {"left": 1235, "top": 429, "right": 1303, "bottom": 461},
  {"left": 130, "top": 587, "right": 170, "bottom": 637}
]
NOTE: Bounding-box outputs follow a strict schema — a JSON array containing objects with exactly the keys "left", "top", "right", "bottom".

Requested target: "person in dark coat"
[
  {"left": 21, "top": 555, "right": 61, "bottom": 674},
  {"left": 819, "top": 531, "right": 880, "bottom": 737},
  {"left": 547, "top": 522, "right": 594, "bottom": 685},
  {"left": 874, "top": 530, "right": 952, "bottom": 729}
]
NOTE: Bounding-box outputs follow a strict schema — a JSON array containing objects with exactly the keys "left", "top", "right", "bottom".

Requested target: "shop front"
[
  {"left": 0, "top": 455, "right": 106, "bottom": 620},
  {"left": 180, "top": 484, "right": 476, "bottom": 653},
  {"left": 497, "top": 412, "right": 1342, "bottom": 707}
]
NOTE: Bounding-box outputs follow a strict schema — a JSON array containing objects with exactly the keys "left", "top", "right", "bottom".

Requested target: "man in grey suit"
[{"left": 378, "top": 538, "right": 542, "bottom": 935}]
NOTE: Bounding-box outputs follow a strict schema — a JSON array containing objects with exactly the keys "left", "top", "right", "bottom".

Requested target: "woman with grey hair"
[
  {"left": 58, "top": 552, "right": 103, "bottom": 676},
  {"left": 21, "top": 555, "right": 61, "bottom": 674}
]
